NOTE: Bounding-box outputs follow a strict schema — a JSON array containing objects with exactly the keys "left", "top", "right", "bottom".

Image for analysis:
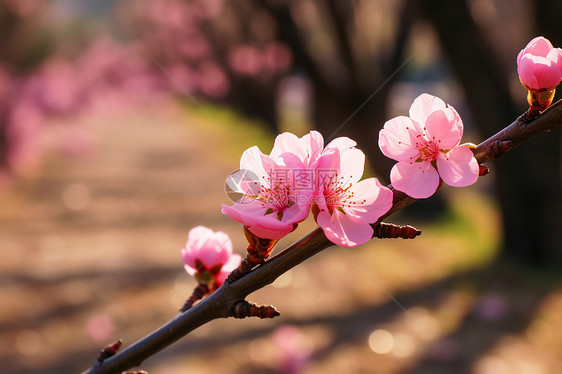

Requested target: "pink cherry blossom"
[
  {"left": 314, "top": 139, "right": 393, "bottom": 248},
  {"left": 222, "top": 133, "right": 317, "bottom": 239},
  {"left": 181, "top": 226, "right": 241, "bottom": 286},
  {"left": 379, "top": 93, "right": 479, "bottom": 199},
  {"left": 517, "top": 36, "right": 562, "bottom": 90}
]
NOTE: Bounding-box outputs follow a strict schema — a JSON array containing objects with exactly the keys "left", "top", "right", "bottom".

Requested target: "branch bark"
[{"left": 81, "top": 99, "right": 562, "bottom": 374}]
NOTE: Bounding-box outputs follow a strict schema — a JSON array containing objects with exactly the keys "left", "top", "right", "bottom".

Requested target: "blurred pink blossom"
[
  {"left": 379, "top": 93, "right": 479, "bottom": 199},
  {"left": 5, "top": 100, "right": 44, "bottom": 174},
  {"left": 228, "top": 45, "right": 264, "bottom": 76},
  {"left": 197, "top": 60, "right": 229, "bottom": 98},
  {"left": 517, "top": 36, "right": 562, "bottom": 90},
  {"left": 272, "top": 325, "right": 311, "bottom": 374},
  {"left": 86, "top": 314, "right": 115, "bottom": 343},
  {"left": 178, "top": 35, "right": 211, "bottom": 61},
  {"left": 264, "top": 42, "right": 293, "bottom": 72}
]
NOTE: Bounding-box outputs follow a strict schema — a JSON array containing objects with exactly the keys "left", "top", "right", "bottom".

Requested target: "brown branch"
[
  {"left": 179, "top": 284, "right": 209, "bottom": 313},
  {"left": 81, "top": 99, "right": 562, "bottom": 374}
]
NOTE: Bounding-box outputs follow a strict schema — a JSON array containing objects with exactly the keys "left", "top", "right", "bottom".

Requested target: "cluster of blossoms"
[
  {"left": 221, "top": 131, "right": 394, "bottom": 248},
  {"left": 221, "top": 93, "right": 481, "bottom": 246},
  {"left": 180, "top": 35, "right": 558, "bottom": 298}
]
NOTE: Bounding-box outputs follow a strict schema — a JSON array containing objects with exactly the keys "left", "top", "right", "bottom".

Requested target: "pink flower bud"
[
  {"left": 181, "top": 226, "right": 241, "bottom": 286},
  {"left": 517, "top": 36, "right": 562, "bottom": 90}
]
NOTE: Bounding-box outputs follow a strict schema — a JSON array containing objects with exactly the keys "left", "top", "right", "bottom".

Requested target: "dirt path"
[{"left": 0, "top": 98, "right": 249, "bottom": 373}]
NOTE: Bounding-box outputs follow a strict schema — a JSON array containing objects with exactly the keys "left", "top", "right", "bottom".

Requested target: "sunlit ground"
[{"left": 0, "top": 98, "right": 561, "bottom": 374}]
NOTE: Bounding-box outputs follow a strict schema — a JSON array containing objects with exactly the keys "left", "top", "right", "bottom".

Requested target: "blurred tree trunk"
[
  {"left": 421, "top": 0, "right": 562, "bottom": 264},
  {"left": 533, "top": 0, "right": 562, "bottom": 262}
]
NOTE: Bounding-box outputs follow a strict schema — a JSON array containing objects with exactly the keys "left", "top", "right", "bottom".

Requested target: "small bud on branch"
[
  {"left": 372, "top": 222, "right": 421, "bottom": 239},
  {"left": 227, "top": 226, "right": 280, "bottom": 283},
  {"left": 478, "top": 165, "right": 489, "bottom": 176},
  {"left": 95, "top": 339, "right": 122, "bottom": 366},
  {"left": 231, "top": 300, "right": 280, "bottom": 319}
]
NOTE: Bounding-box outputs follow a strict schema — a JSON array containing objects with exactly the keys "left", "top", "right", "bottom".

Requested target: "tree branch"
[{"left": 81, "top": 99, "right": 562, "bottom": 374}]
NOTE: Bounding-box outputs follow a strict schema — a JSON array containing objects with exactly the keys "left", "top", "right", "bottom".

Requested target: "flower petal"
[
  {"left": 301, "top": 130, "right": 324, "bottom": 167},
  {"left": 325, "top": 136, "right": 356, "bottom": 151},
  {"left": 270, "top": 132, "right": 301, "bottom": 160},
  {"left": 518, "top": 36, "right": 554, "bottom": 62},
  {"left": 316, "top": 210, "right": 373, "bottom": 248},
  {"left": 378, "top": 116, "right": 422, "bottom": 162},
  {"left": 240, "top": 146, "right": 269, "bottom": 180},
  {"left": 424, "top": 108, "right": 463, "bottom": 150},
  {"left": 436, "top": 146, "right": 479, "bottom": 187},
  {"left": 221, "top": 201, "right": 294, "bottom": 239},
  {"left": 216, "top": 253, "right": 242, "bottom": 285},
  {"left": 338, "top": 147, "right": 365, "bottom": 184},
  {"left": 547, "top": 47, "right": 562, "bottom": 75},
  {"left": 390, "top": 161, "right": 440, "bottom": 199},
  {"left": 409, "top": 93, "right": 447, "bottom": 125},
  {"left": 344, "top": 178, "right": 393, "bottom": 223}
]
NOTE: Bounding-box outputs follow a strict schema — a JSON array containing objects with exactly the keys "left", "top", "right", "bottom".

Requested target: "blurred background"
[{"left": 0, "top": 0, "right": 561, "bottom": 373}]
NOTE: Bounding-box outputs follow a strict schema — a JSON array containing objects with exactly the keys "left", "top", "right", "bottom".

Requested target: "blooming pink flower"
[
  {"left": 517, "top": 36, "right": 562, "bottom": 90},
  {"left": 181, "top": 226, "right": 241, "bottom": 285},
  {"left": 314, "top": 138, "right": 393, "bottom": 248},
  {"left": 222, "top": 133, "right": 317, "bottom": 239},
  {"left": 379, "top": 93, "right": 479, "bottom": 199}
]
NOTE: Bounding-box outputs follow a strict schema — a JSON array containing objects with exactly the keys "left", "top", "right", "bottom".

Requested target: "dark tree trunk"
[{"left": 421, "top": 0, "right": 561, "bottom": 264}]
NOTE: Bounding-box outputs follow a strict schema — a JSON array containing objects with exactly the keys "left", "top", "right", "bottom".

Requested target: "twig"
[{"left": 81, "top": 99, "right": 562, "bottom": 374}]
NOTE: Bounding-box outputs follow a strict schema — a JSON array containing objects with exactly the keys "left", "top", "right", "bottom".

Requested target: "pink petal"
[
  {"left": 216, "top": 253, "right": 242, "bottom": 284},
  {"left": 424, "top": 109, "right": 463, "bottom": 150},
  {"left": 185, "top": 226, "right": 213, "bottom": 252},
  {"left": 246, "top": 224, "right": 294, "bottom": 240},
  {"left": 518, "top": 54, "right": 561, "bottom": 90},
  {"left": 240, "top": 146, "right": 269, "bottom": 180},
  {"left": 221, "top": 202, "right": 294, "bottom": 239},
  {"left": 390, "top": 161, "right": 440, "bottom": 199},
  {"left": 344, "top": 178, "right": 393, "bottom": 223},
  {"left": 301, "top": 130, "right": 324, "bottom": 167},
  {"left": 325, "top": 136, "right": 356, "bottom": 151},
  {"left": 408, "top": 93, "right": 447, "bottom": 125},
  {"left": 378, "top": 116, "right": 422, "bottom": 162},
  {"left": 271, "top": 131, "right": 325, "bottom": 168},
  {"left": 316, "top": 210, "right": 373, "bottom": 248},
  {"left": 199, "top": 232, "right": 232, "bottom": 267},
  {"left": 280, "top": 195, "right": 312, "bottom": 224},
  {"left": 270, "top": 132, "right": 302, "bottom": 161},
  {"left": 315, "top": 148, "right": 340, "bottom": 198},
  {"left": 547, "top": 48, "right": 562, "bottom": 74},
  {"left": 338, "top": 147, "right": 365, "bottom": 184},
  {"left": 436, "top": 146, "right": 479, "bottom": 187},
  {"left": 181, "top": 248, "right": 198, "bottom": 275},
  {"left": 520, "top": 36, "right": 554, "bottom": 61}
]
